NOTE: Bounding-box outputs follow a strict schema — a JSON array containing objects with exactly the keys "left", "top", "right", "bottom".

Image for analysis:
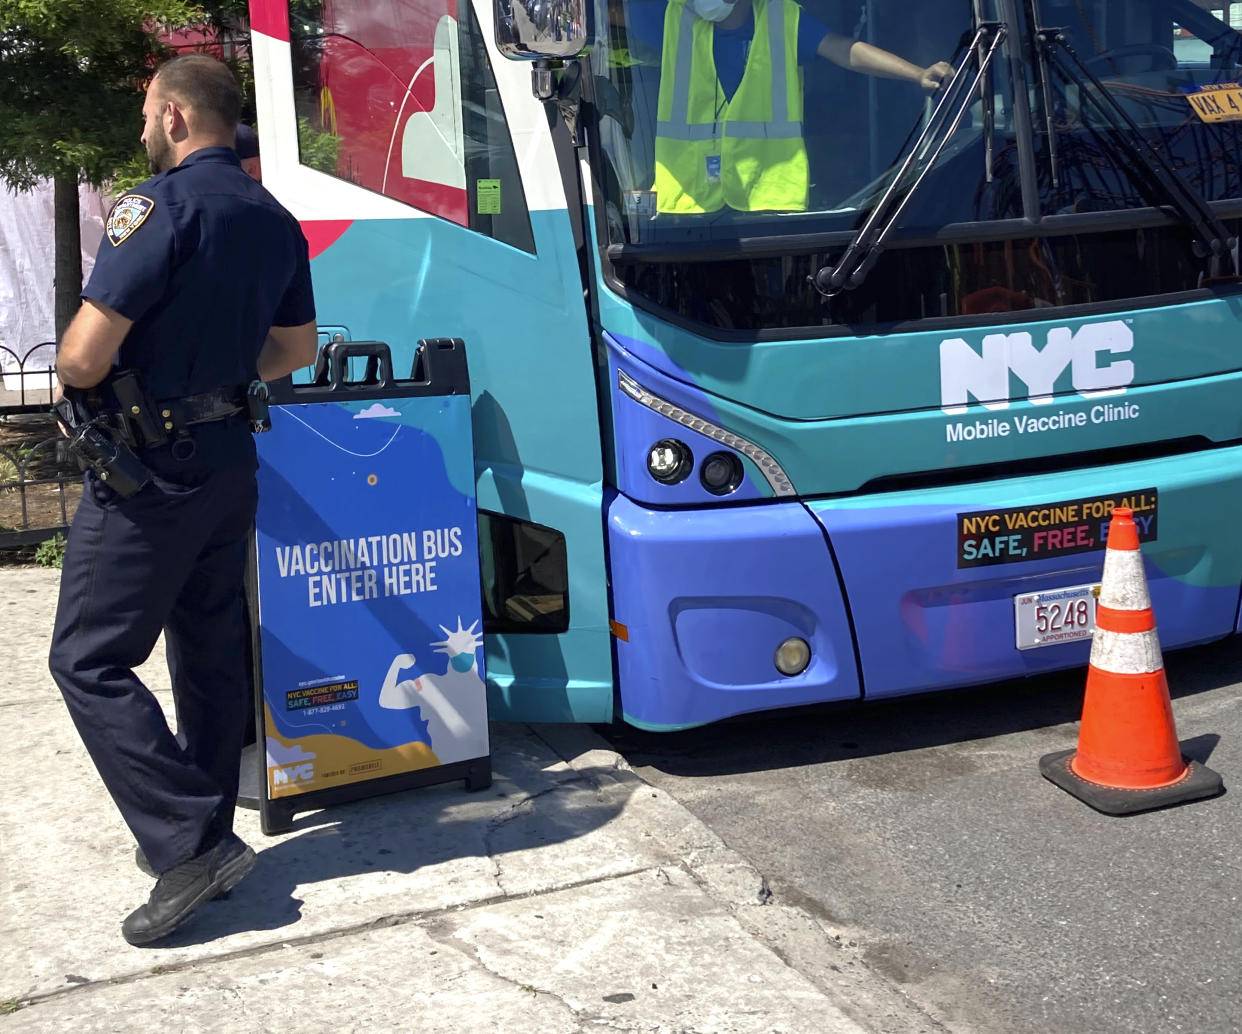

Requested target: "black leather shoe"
[
  {"left": 135, "top": 845, "right": 234, "bottom": 899},
  {"left": 121, "top": 835, "right": 255, "bottom": 946}
]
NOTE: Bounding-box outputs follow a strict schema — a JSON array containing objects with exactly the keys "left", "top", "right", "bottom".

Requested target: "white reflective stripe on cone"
[
  {"left": 1098, "top": 546, "right": 1152, "bottom": 611},
  {"left": 1090, "top": 626, "right": 1164, "bottom": 675}
]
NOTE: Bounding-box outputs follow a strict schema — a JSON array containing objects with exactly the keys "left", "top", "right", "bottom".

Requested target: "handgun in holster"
[{"left": 54, "top": 387, "right": 152, "bottom": 499}]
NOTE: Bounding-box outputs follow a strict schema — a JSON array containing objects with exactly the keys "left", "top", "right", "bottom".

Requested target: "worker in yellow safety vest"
[{"left": 648, "top": 0, "right": 953, "bottom": 213}]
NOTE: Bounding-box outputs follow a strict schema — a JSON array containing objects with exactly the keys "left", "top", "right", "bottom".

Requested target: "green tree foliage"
[
  {"left": 0, "top": 0, "right": 189, "bottom": 338},
  {"left": 0, "top": 0, "right": 197, "bottom": 191},
  {"left": 0, "top": 2, "right": 167, "bottom": 335}
]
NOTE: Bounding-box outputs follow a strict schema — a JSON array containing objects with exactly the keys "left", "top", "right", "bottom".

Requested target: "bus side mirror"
[{"left": 494, "top": 0, "right": 587, "bottom": 60}]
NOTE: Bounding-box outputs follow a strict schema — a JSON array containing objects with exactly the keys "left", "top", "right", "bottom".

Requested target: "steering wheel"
[{"left": 1083, "top": 43, "right": 1178, "bottom": 75}]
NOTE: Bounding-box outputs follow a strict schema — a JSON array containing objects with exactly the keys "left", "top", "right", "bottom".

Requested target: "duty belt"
[
  {"left": 103, "top": 378, "right": 248, "bottom": 451},
  {"left": 59, "top": 372, "right": 270, "bottom": 482},
  {"left": 153, "top": 387, "right": 245, "bottom": 436}
]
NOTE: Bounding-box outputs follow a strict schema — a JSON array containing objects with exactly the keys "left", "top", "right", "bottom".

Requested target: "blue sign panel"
[{"left": 250, "top": 341, "right": 488, "bottom": 830}]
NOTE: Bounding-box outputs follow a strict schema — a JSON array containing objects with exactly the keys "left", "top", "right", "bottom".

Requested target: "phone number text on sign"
[{"left": 956, "top": 489, "right": 1157, "bottom": 568}]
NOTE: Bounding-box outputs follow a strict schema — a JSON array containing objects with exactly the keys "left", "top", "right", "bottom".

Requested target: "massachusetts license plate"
[{"left": 1014, "top": 583, "right": 1099, "bottom": 650}]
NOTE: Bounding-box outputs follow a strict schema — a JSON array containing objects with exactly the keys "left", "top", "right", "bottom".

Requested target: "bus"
[{"left": 248, "top": 0, "right": 1242, "bottom": 730}]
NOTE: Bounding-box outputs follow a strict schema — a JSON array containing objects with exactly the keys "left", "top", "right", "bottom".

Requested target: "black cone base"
[{"left": 1039, "top": 747, "right": 1224, "bottom": 816}]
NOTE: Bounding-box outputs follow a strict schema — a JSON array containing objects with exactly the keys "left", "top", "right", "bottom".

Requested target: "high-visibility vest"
[{"left": 653, "top": 0, "right": 808, "bottom": 214}]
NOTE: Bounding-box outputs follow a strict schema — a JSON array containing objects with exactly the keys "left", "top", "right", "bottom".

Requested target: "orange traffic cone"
[{"left": 1039, "top": 507, "right": 1223, "bottom": 814}]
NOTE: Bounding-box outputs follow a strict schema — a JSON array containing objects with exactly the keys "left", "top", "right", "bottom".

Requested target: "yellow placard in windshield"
[{"left": 1184, "top": 82, "right": 1242, "bottom": 123}]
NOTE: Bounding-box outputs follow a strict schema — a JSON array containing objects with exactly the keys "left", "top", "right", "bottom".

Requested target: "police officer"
[{"left": 48, "top": 54, "right": 318, "bottom": 946}]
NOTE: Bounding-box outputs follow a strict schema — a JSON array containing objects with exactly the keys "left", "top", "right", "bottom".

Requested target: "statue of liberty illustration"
[{"left": 378, "top": 618, "right": 487, "bottom": 762}]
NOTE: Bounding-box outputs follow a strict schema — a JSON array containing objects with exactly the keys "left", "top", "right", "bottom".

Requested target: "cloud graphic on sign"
[
  {"left": 354, "top": 403, "right": 401, "bottom": 419},
  {"left": 266, "top": 739, "right": 317, "bottom": 766}
]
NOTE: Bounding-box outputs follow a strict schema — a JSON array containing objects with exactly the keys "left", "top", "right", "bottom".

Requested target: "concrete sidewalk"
[{"left": 0, "top": 567, "right": 923, "bottom": 1033}]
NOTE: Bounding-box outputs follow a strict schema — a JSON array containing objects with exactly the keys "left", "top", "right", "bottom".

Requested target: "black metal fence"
[{"left": 0, "top": 343, "right": 78, "bottom": 549}]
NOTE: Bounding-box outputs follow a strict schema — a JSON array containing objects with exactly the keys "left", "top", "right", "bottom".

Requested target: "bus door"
[{"left": 250, "top": 0, "right": 614, "bottom": 723}]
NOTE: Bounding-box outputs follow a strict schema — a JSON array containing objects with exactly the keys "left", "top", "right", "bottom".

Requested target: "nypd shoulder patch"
[{"left": 106, "top": 194, "right": 155, "bottom": 247}]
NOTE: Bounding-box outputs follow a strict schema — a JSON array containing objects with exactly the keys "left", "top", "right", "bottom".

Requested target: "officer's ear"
[{"left": 164, "top": 100, "right": 190, "bottom": 140}]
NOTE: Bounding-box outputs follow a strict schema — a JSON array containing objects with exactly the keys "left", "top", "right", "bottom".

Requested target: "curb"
[{"left": 530, "top": 724, "right": 947, "bottom": 1034}]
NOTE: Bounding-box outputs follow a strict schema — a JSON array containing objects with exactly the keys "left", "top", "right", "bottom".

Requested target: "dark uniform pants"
[{"left": 49, "top": 462, "right": 258, "bottom": 874}]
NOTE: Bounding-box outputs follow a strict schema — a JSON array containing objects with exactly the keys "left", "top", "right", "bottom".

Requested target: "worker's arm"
[
  {"left": 56, "top": 300, "right": 133, "bottom": 388},
  {"left": 818, "top": 33, "right": 954, "bottom": 91},
  {"left": 257, "top": 320, "right": 319, "bottom": 381}
]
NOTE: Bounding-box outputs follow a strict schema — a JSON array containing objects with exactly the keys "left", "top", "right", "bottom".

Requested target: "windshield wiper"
[
  {"left": 973, "top": 0, "right": 996, "bottom": 182},
  {"left": 1036, "top": 27, "right": 1237, "bottom": 271},
  {"left": 812, "top": 22, "right": 1008, "bottom": 298}
]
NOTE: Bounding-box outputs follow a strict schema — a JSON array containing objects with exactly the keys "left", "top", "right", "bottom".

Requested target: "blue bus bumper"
[
  {"left": 608, "top": 448, "right": 1242, "bottom": 730},
  {"left": 607, "top": 493, "right": 860, "bottom": 730}
]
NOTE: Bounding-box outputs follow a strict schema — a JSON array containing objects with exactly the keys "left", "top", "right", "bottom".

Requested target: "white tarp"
[{"left": 0, "top": 182, "right": 110, "bottom": 390}]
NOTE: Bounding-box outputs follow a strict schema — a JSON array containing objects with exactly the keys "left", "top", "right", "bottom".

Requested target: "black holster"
[
  {"left": 110, "top": 371, "right": 170, "bottom": 449},
  {"left": 55, "top": 390, "right": 152, "bottom": 498}
]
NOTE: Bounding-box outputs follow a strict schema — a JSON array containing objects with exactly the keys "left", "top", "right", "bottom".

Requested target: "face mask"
[{"left": 691, "top": 0, "right": 738, "bottom": 22}]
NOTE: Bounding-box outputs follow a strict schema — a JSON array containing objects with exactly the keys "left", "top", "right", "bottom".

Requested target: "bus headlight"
[
  {"left": 700, "top": 451, "right": 743, "bottom": 495},
  {"left": 618, "top": 370, "right": 795, "bottom": 497},
  {"left": 647, "top": 439, "right": 693, "bottom": 484}
]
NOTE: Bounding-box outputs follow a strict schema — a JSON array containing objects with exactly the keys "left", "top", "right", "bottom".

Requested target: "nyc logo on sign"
[
  {"left": 272, "top": 762, "right": 314, "bottom": 786},
  {"left": 940, "top": 320, "right": 1134, "bottom": 414}
]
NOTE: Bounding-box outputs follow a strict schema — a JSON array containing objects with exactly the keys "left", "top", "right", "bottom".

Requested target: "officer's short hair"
[{"left": 154, "top": 55, "right": 242, "bottom": 133}]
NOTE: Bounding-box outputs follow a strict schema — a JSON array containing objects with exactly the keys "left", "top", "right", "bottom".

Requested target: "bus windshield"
[{"left": 590, "top": 0, "right": 1242, "bottom": 249}]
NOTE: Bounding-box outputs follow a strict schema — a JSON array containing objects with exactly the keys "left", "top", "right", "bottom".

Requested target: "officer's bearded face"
[
  {"left": 141, "top": 85, "right": 175, "bottom": 175},
  {"left": 146, "top": 127, "right": 174, "bottom": 175}
]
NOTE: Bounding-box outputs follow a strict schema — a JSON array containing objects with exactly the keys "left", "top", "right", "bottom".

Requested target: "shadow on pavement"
[
  {"left": 1180, "top": 731, "right": 1222, "bottom": 765},
  {"left": 152, "top": 756, "right": 635, "bottom": 949}
]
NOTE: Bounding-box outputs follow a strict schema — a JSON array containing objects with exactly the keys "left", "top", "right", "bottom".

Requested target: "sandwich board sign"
[{"left": 248, "top": 339, "right": 490, "bottom": 833}]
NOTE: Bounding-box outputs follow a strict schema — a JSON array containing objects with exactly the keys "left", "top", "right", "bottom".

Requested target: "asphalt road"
[{"left": 601, "top": 638, "right": 1242, "bottom": 1034}]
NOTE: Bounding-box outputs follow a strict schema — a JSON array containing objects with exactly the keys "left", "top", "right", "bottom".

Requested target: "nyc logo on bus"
[{"left": 939, "top": 320, "right": 1134, "bottom": 414}]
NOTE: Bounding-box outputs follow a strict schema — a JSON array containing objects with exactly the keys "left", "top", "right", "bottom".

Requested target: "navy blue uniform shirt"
[{"left": 85, "top": 146, "right": 314, "bottom": 471}]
